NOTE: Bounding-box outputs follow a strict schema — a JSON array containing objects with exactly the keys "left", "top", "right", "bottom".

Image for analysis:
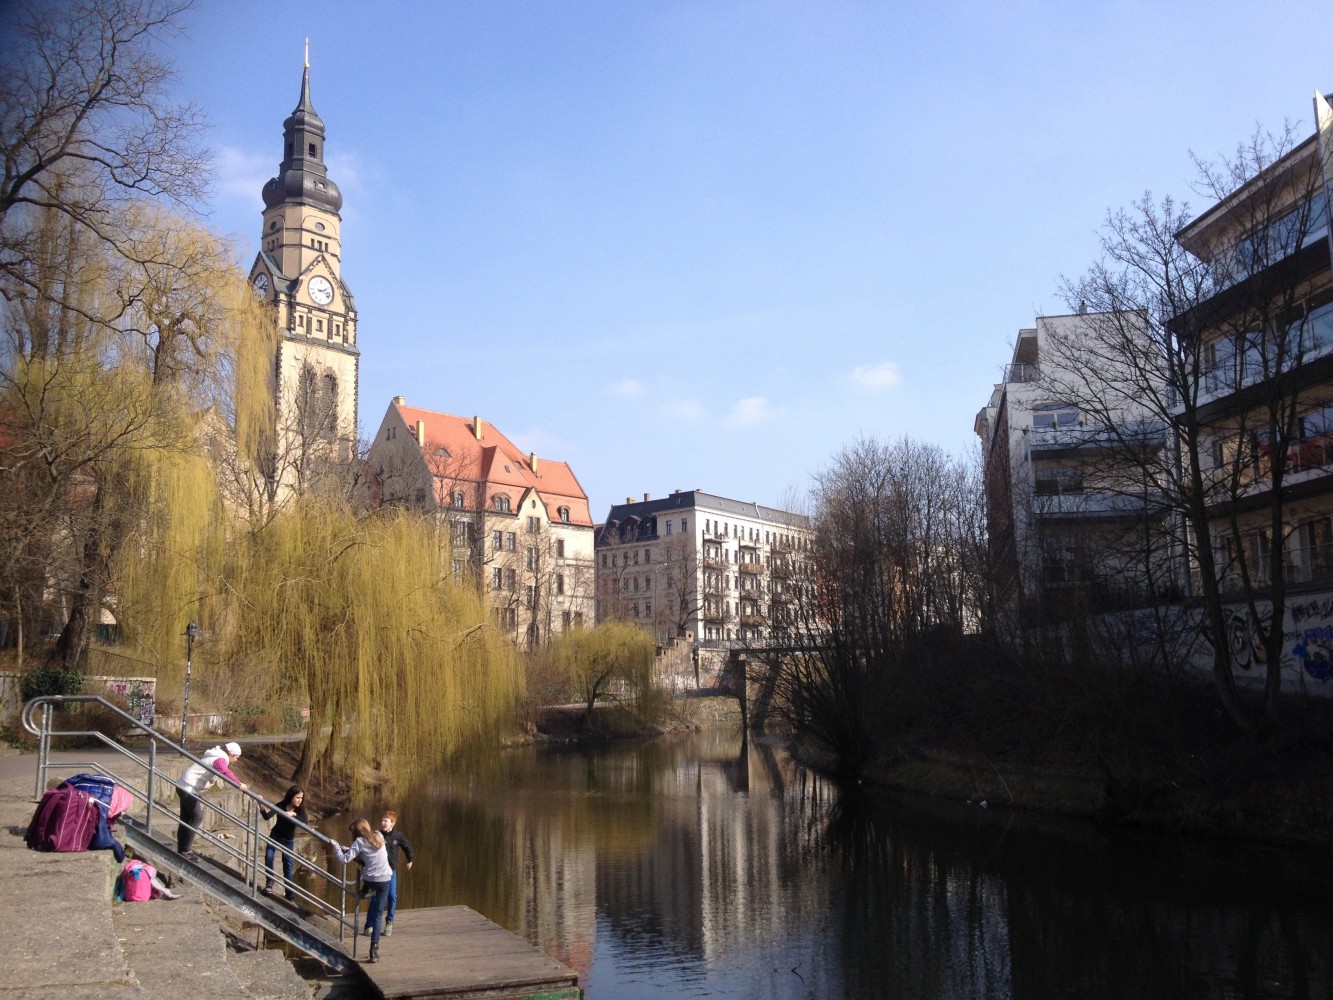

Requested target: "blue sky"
[{"left": 173, "top": 1, "right": 1330, "bottom": 515}]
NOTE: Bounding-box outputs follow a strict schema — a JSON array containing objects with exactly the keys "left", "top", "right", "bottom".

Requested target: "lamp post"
[{"left": 180, "top": 620, "right": 198, "bottom": 746}]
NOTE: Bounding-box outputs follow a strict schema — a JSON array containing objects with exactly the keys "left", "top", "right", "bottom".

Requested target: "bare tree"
[
  {"left": 1058, "top": 122, "right": 1330, "bottom": 733},
  {"left": 0, "top": 0, "right": 207, "bottom": 312}
]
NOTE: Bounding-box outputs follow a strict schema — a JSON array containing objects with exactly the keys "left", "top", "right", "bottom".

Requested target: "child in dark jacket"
[
  {"left": 379, "top": 810, "right": 415, "bottom": 936},
  {"left": 260, "top": 785, "right": 307, "bottom": 900}
]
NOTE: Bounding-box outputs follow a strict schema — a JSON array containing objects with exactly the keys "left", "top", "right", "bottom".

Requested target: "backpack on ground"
[
  {"left": 25, "top": 784, "right": 99, "bottom": 853},
  {"left": 121, "top": 859, "right": 156, "bottom": 902}
]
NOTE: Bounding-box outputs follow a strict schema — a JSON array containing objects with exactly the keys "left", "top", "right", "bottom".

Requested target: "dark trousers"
[
  {"left": 176, "top": 789, "right": 203, "bottom": 852},
  {"left": 264, "top": 837, "right": 296, "bottom": 890},
  {"left": 363, "top": 879, "right": 391, "bottom": 947},
  {"left": 386, "top": 868, "right": 399, "bottom": 923}
]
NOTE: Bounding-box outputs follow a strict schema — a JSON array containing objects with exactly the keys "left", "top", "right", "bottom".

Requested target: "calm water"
[{"left": 322, "top": 729, "right": 1333, "bottom": 999}]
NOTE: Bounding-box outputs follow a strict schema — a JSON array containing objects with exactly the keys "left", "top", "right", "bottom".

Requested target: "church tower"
[{"left": 249, "top": 49, "right": 359, "bottom": 482}]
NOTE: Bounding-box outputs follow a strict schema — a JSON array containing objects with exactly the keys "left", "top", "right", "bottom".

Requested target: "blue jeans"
[
  {"left": 264, "top": 837, "right": 295, "bottom": 887},
  {"left": 363, "top": 879, "right": 390, "bottom": 947},
  {"left": 385, "top": 869, "right": 399, "bottom": 924}
]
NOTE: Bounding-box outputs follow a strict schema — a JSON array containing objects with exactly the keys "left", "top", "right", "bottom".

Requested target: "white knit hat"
[{"left": 224, "top": 741, "right": 242, "bottom": 756}]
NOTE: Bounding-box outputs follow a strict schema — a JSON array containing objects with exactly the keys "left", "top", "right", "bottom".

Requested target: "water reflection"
[{"left": 323, "top": 730, "right": 1333, "bottom": 999}]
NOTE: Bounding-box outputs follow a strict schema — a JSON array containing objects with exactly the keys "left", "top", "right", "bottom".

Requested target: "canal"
[{"left": 324, "top": 728, "right": 1333, "bottom": 999}]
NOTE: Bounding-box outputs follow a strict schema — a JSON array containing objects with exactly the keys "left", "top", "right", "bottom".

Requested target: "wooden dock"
[{"left": 354, "top": 905, "right": 581, "bottom": 1000}]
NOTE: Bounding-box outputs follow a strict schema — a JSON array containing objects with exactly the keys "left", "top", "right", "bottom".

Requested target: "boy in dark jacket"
[{"left": 379, "top": 810, "right": 415, "bottom": 936}]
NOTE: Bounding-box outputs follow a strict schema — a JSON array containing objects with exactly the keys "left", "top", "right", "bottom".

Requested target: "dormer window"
[
  {"left": 493, "top": 494, "right": 511, "bottom": 513},
  {"left": 558, "top": 506, "right": 571, "bottom": 524},
  {"left": 453, "top": 492, "right": 465, "bottom": 509}
]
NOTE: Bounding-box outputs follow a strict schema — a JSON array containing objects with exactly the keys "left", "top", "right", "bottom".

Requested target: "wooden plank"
[{"left": 358, "top": 906, "right": 580, "bottom": 1000}]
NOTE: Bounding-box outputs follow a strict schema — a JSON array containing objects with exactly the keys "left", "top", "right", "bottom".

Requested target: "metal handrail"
[{"left": 20, "top": 694, "right": 367, "bottom": 954}]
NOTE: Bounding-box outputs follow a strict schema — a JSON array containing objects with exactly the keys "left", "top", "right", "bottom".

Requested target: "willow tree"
[
  {"left": 549, "top": 620, "right": 657, "bottom": 729},
  {"left": 190, "top": 503, "right": 524, "bottom": 791}
]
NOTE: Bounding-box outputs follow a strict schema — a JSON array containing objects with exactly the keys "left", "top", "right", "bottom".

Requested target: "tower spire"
[{"left": 262, "top": 52, "right": 342, "bottom": 214}]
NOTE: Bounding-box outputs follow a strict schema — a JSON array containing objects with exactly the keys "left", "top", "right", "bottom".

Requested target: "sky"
[{"left": 169, "top": 1, "right": 1332, "bottom": 517}]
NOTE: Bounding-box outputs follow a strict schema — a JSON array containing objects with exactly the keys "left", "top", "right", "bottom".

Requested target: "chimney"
[
  {"left": 529, "top": 451, "right": 538, "bottom": 474},
  {"left": 473, "top": 416, "right": 483, "bottom": 441},
  {"left": 643, "top": 493, "right": 651, "bottom": 502},
  {"left": 393, "top": 395, "right": 405, "bottom": 406},
  {"left": 626, "top": 497, "right": 634, "bottom": 504},
  {"left": 415, "top": 421, "right": 425, "bottom": 446}
]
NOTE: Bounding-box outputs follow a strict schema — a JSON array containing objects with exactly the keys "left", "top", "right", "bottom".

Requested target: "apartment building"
[
  {"left": 367, "top": 398, "right": 595, "bottom": 648},
  {"left": 975, "top": 313, "right": 1174, "bottom": 620},
  {"left": 594, "top": 490, "right": 812, "bottom": 658},
  {"left": 1171, "top": 93, "right": 1333, "bottom": 600}
]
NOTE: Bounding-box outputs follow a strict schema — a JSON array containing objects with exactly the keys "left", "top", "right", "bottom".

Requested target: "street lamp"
[{"left": 180, "top": 620, "right": 198, "bottom": 746}]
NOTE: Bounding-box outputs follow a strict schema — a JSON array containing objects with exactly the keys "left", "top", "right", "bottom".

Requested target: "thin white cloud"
[
  {"left": 847, "top": 362, "right": 902, "bottom": 390},
  {"left": 661, "top": 397, "right": 705, "bottom": 422},
  {"left": 727, "top": 396, "right": 778, "bottom": 428},
  {"left": 214, "top": 146, "right": 271, "bottom": 203},
  {"left": 609, "top": 378, "right": 645, "bottom": 398}
]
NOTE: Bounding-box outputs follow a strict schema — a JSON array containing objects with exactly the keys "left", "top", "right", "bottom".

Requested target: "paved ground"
[{"left": 0, "top": 746, "right": 330, "bottom": 999}]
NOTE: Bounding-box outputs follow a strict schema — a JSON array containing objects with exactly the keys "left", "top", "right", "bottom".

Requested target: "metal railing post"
[{"left": 145, "top": 741, "right": 157, "bottom": 834}]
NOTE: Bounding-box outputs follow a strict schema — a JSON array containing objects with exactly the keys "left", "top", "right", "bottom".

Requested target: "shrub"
[{"left": 20, "top": 665, "right": 84, "bottom": 701}]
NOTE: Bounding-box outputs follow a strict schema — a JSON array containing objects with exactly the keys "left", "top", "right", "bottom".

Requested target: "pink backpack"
[{"left": 122, "top": 859, "right": 156, "bottom": 902}]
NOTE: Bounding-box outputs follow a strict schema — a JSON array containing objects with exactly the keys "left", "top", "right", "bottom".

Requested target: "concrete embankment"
[{"left": 0, "top": 746, "right": 319, "bottom": 999}]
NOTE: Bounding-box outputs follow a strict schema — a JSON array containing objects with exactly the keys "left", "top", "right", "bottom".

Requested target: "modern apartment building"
[
  {"left": 367, "top": 398, "right": 595, "bottom": 648},
  {"left": 594, "top": 490, "right": 813, "bottom": 659},
  {"left": 1171, "top": 93, "right": 1333, "bottom": 601},
  {"left": 975, "top": 313, "right": 1174, "bottom": 620}
]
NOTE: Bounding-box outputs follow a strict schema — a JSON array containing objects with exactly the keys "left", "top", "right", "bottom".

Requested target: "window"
[
  {"left": 644, "top": 600, "right": 651, "bottom": 616},
  {"left": 528, "top": 516, "right": 540, "bottom": 533},
  {"left": 681, "top": 518, "right": 688, "bottom": 532},
  {"left": 633, "top": 550, "right": 640, "bottom": 565},
  {"left": 505, "top": 569, "right": 516, "bottom": 591},
  {"left": 562, "top": 611, "right": 571, "bottom": 629},
  {"left": 453, "top": 492, "right": 465, "bottom": 508},
  {"left": 600, "top": 553, "right": 607, "bottom": 568},
  {"left": 573, "top": 612, "right": 584, "bottom": 627},
  {"left": 644, "top": 549, "right": 651, "bottom": 563},
  {"left": 1032, "top": 406, "right": 1078, "bottom": 430},
  {"left": 527, "top": 548, "right": 536, "bottom": 571},
  {"left": 557, "top": 574, "right": 565, "bottom": 596},
  {"left": 493, "top": 494, "right": 511, "bottom": 513},
  {"left": 558, "top": 506, "right": 571, "bottom": 523},
  {"left": 309, "top": 143, "right": 318, "bottom": 157},
  {"left": 492, "top": 531, "right": 502, "bottom": 552},
  {"left": 505, "top": 531, "right": 516, "bottom": 551},
  {"left": 505, "top": 607, "right": 517, "bottom": 627},
  {"left": 556, "top": 539, "right": 565, "bottom": 557},
  {"left": 526, "top": 585, "right": 537, "bottom": 608},
  {"left": 491, "top": 568, "right": 502, "bottom": 589},
  {"left": 665, "top": 520, "right": 673, "bottom": 535}
]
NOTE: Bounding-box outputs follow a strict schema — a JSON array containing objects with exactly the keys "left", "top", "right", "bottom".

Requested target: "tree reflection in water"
[{"left": 325, "top": 732, "right": 1333, "bottom": 1000}]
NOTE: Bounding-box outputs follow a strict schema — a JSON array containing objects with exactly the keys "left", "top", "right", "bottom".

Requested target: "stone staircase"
[{"left": 0, "top": 750, "right": 324, "bottom": 999}]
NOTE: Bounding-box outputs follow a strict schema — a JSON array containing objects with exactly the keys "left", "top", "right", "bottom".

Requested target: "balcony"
[
  {"left": 1005, "top": 362, "right": 1041, "bottom": 384},
  {"left": 738, "top": 538, "right": 760, "bottom": 550},
  {"left": 702, "top": 556, "right": 726, "bottom": 570},
  {"left": 1032, "top": 490, "right": 1165, "bottom": 520},
  {"left": 1027, "top": 420, "right": 1167, "bottom": 458},
  {"left": 739, "top": 613, "right": 765, "bottom": 626},
  {"left": 738, "top": 561, "right": 763, "bottom": 574}
]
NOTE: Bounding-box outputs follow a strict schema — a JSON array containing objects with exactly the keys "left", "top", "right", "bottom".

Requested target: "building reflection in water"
[{"left": 332, "top": 729, "right": 1333, "bottom": 999}]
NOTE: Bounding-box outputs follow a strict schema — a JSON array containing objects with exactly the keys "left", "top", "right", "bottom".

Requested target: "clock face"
[
  {"left": 308, "top": 276, "right": 334, "bottom": 305},
  {"left": 252, "top": 273, "right": 269, "bottom": 298}
]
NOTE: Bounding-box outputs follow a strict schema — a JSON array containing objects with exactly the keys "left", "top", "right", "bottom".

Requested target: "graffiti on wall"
[
  {"left": 1186, "top": 596, "right": 1333, "bottom": 687},
  {"left": 101, "top": 677, "right": 155, "bottom": 728}
]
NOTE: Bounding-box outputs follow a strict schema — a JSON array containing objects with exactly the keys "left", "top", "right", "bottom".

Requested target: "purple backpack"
[{"left": 25, "top": 785, "right": 99, "bottom": 853}]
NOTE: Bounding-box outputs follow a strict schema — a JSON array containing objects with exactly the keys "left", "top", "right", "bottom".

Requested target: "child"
[
  {"left": 260, "top": 785, "right": 306, "bottom": 901},
  {"left": 331, "top": 818, "right": 392, "bottom": 963},
  {"left": 379, "top": 810, "right": 415, "bottom": 937},
  {"left": 175, "top": 741, "right": 247, "bottom": 860}
]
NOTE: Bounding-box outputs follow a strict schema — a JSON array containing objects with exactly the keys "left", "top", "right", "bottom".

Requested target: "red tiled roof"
[{"left": 393, "top": 403, "right": 592, "bottom": 527}]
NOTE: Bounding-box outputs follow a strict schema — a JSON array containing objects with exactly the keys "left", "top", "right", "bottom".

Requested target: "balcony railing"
[
  {"left": 1027, "top": 420, "right": 1167, "bottom": 454},
  {"left": 738, "top": 562, "right": 763, "bottom": 574},
  {"left": 1005, "top": 362, "right": 1041, "bottom": 383},
  {"left": 1032, "top": 491, "right": 1165, "bottom": 518}
]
